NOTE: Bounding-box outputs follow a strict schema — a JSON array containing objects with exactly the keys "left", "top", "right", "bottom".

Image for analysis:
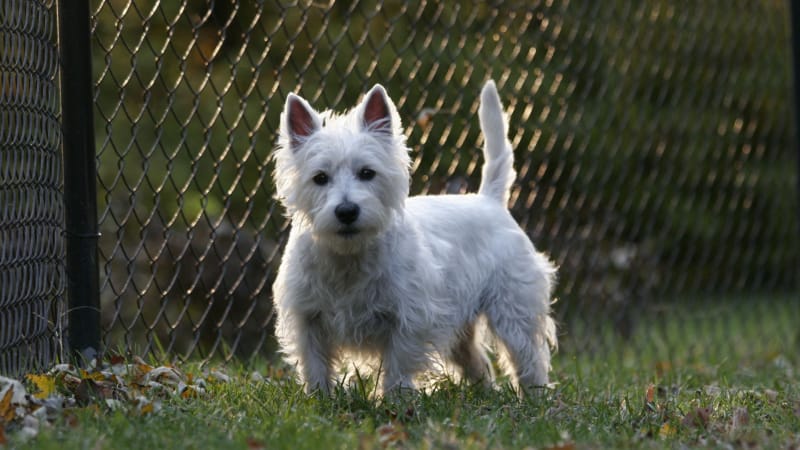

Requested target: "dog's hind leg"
[
  {"left": 450, "top": 320, "right": 494, "bottom": 386},
  {"left": 488, "top": 313, "right": 553, "bottom": 390},
  {"left": 484, "top": 276, "right": 556, "bottom": 391}
]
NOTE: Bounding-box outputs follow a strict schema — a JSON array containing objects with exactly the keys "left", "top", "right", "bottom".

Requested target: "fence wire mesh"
[
  {"left": 84, "top": 0, "right": 799, "bottom": 363},
  {"left": 0, "top": 0, "right": 63, "bottom": 375}
]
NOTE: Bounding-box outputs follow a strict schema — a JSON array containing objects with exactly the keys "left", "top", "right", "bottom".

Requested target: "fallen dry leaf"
[
  {"left": 75, "top": 379, "right": 103, "bottom": 406},
  {"left": 208, "top": 370, "right": 231, "bottom": 383},
  {"left": 139, "top": 402, "right": 154, "bottom": 415},
  {"left": 246, "top": 437, "right": 266, "bottom": 450},
  {"left": 377, "top": 423, "right": 408, "bottom": 447},
  {"left": 133, "top": 356, "right": 154, "bottom": 377},
  {"left": 659, "top": 423, "right": 676, "bottom": 439},
  {"left": 731, "top": 407, "right": 749, "bottom": 432},
  {"left": 645, "top": 384, "right": 656, "bottom": 404},
  {"left": 132, "top": 394, "right": 161, "bottom": 416},
  {"left": 0, "top": 376, "right": 28, "bottom": 406},
  {"left": 80, "top": 369, "right": 108, "bottom": 382},
  {"left": 681, "top": 406, "right": 712, "bottom": 429},
  {"left": 146, "top": 367, "right": 182, "bottom": 386},
  {"left": 27, "top": 374, "right": 57, "bottom": 399},
  {"left": 0, "top": 388, "right": 15, "bottom": 422},
  {"left": 179, "top": 384, "right": 202, "bottom": 399}
]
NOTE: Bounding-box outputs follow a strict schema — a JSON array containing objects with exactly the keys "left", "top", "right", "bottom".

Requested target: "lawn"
[{"left": 2, "top": 297, "right": 798, "bottom": 449}]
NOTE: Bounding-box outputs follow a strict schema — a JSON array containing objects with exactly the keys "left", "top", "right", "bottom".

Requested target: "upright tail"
[{"left": 477, "top": 80, "right": 516, "bottom": 205}]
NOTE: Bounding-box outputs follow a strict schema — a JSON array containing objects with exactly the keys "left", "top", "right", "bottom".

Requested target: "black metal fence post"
[
  {"left": 58, "top": 0, "right": 101, "bottom": 362},
  {"left": 791, "top": 0, "right": 800, "bottom": 237}
]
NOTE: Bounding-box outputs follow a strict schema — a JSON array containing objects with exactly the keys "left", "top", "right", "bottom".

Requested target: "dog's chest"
[
  {"left": 320, "top": 302, "right": 397, "bottom": 347},
  {"left": 298, "top": 241, "right": 434, "bottom": 347},
  {"left": 314, "top": 273, "right": 398, "bottom": 346}
]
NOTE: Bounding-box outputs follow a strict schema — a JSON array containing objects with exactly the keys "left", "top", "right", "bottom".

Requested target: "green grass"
[
  {"left": 6, "top": 298, "right": 800, "bottom": 449},
  {"left": 12, "top": 355, "right": 798, "bottom": 449}
]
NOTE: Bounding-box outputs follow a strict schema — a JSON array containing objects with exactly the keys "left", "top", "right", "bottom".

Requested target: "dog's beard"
[{"left": 312, "top": 225, "right": 383, "bottom": 254}]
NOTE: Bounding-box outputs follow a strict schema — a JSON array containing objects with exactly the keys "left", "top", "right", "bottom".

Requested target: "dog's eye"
[
  {"left": 358, "top": 168, "right": 376, "bottom": 181},
  {"left": 312, "top": 172, "right": 329, "bottom": 186}
]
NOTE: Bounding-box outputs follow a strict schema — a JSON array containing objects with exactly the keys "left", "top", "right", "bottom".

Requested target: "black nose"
[{"left": 334, "top": 201, "right": 360, "bottom": 225}]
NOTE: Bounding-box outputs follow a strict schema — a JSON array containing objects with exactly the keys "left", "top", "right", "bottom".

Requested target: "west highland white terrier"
[{"left": 272, "top": 80, "right": 557, "bottom": 395}]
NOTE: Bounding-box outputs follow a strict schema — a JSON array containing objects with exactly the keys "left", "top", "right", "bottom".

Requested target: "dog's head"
[{"left": 274, "top": 85, "right": 411, "bottom": 254}]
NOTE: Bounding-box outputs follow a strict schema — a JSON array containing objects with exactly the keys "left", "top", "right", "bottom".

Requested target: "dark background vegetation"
[{"left": 88, "top": 0, "right": 798, "bottom": 360}]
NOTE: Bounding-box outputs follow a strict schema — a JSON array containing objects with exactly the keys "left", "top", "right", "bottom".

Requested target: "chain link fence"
[
  {"left": 0, "top": 0, "right": 64, "bottom": 375},
  {"left": 89, "top": 0, "right": 799, "bottom": 363},
  {"left": 1, "top": 0, "right": 798, "bottom": 373}
]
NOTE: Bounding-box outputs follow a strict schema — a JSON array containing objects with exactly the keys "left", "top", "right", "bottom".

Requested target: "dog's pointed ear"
[
  {"left": 284, "top": 93, "right": 321, "bottom": 151},
  {"left": 361, "top": 84, "right": 395, "bottom": 134}
]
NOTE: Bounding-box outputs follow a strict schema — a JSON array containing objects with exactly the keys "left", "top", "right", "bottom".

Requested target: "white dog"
[{"left": 272, "top": 80, "right": 557, "bottom": 395}]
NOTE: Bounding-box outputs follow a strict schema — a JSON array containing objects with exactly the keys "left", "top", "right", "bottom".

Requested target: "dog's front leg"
[
  {"left": 297, "top": 314, "right": 335, "bottom": 395},
  {"left": 380, "top": 333, "right": 426, "bottom": 395}
]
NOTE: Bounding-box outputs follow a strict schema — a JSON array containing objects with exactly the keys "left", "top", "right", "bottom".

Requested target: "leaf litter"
[{"left": 0, "top": 355, "right": 232, "bottom": 444}]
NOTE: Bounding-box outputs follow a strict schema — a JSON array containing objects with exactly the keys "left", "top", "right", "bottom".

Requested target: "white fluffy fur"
[{"left": 272, "top": 80, "right": 557, "bottom": 395}]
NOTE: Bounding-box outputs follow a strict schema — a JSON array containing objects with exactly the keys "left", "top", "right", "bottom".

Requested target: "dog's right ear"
[
  {"left": 360, "top": 84, "right": 395, "bottom": 135},
  {"left": 284, "top": 93, "right": 321, "bottom": 151}
]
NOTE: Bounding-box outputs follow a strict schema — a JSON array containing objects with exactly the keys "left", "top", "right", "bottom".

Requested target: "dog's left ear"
[{"left": 361, "top": 84, "right": 394, "bottom": 134}]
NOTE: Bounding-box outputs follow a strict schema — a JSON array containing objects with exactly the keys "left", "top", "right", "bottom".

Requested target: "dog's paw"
[
  {"left": 515, "top": 381, "right": 557, "bottom": 400},
  {"left": 381, "top": 383, "right": 419, "bottom": 402},
  {"left": 304, "top": 380, "right": 332, "bottom": 396}
]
